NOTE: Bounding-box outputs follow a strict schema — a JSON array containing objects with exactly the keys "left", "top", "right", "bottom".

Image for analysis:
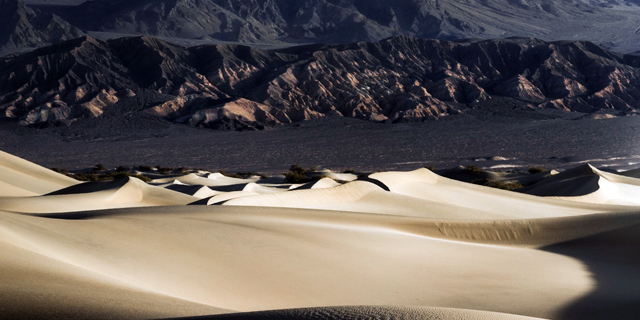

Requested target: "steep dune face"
[
  {"left": 0, "top": 176, "right": 197, "bottom": 213},
  {"left": 3, "top": 35, "right": 640, "bottom": 130},
  {"left": 0, "top": 149, "right": 77, "bottom": 196},
  {"left": 2, "top": 152, "right": 640, "bottom": 319},
  {"left": 520, "top": 164, "right": 640, "bottom": 205}
]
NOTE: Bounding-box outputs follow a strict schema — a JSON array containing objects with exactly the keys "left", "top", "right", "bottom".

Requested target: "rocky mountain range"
[
  {"left": 0, "top": 0, "right": 636, "bottom": 54},
  {"left": 1, "top": 35, "right": 640, "bottom": 130},
  {"left": 0, "top": 0, "right": 84, "bottom": 54}
]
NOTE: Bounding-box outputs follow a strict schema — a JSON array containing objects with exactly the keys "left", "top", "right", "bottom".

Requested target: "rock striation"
[
  {"left": 2, "top": 35, "right": 640, "bottom": 129},
  {"left": 37, "top": 0, "right": 640, "bottom": 53},
  {"left": 0, "top": 0, "right": 84, "bottom": 54}
]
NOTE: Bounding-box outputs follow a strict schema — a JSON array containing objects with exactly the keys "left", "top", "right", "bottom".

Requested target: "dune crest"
[
  {"left": 0, "top": 176, "right": 197, "bottom": 213},
  {"left": 520, "top": 164, "right": 640, "bottom": 205},
  {"left": 0, "top": 150, "right": 78, "bottom": 197},
  {"left": 1, "top": 152, "right": 640, "bottom": 319}
]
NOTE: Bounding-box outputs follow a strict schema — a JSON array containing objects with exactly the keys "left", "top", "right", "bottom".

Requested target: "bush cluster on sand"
[
  {"left": 285, "top": 164, "right": 312, "bottom": 183},
  {"left": 220, "top": 171, "right": 269, "bottom": 179},
  {"left": 473, "top": 178, "right": 524, "bottom": 191},
  {"left": 528, "top": 167, "right": 547, "bottom": 174},
  {"left": 464, "top": 165, "right": 484, "bottom": 175},
  {"left": 51, "top": 165, "right": 152, "bottom": 182}
]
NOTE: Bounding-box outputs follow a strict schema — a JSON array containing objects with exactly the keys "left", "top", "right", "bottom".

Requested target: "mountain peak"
[
  {"left": 0, "top": 0, "right": 83, "bottom": 54},
  {"left": 2, "top": 36, "right": 640, "bottom": 130}
]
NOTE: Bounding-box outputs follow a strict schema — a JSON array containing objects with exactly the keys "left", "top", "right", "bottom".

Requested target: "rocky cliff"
[
  {"left": 2, "top": 35, "right": 640, "bottom": 129},
  {"left": 0, "top": 0, "right": 83, "bottom": 54},
  {"left": 40, "top": 0, "right": 640, "bottom": 52}
]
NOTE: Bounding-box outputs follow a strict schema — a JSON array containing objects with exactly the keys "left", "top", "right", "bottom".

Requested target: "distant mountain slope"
[
  {"left": 35, "top": 0, "right": 640, "bottom": 52},
  {"left": 2, "top": 35, "right": 640, "bottom": 130},
  {"left": 0, "top": 0, "right": 84, "bottom": 54}
]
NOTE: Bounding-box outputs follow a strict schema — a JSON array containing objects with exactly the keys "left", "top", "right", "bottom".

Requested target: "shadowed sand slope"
[
  {"left": 520, "top": 164, "right": 640, "bottom": 205},
  {"left": 1, "top": 206, "right": 639, "bottom": 319},
  {"left": 1, "top": 152, "right": 640, "bottom": 319},
  {"left": 224, "top": 169, "right": 635, "bottom": 220},
  {"left": 0, "top": 177, "right": 197, "bottom": 213}
]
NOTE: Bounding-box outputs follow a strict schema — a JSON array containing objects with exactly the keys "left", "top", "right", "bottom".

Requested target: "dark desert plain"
[
  {"left": 2, "top": 111, "right": 640, "bottom": 173},
  {"left": 3, "top": 0, "right": 640, "bottom": 320}
]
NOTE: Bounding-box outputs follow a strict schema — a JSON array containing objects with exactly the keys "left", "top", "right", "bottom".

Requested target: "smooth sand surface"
[
  {"left": 0, "top": 177, "right": 197, "bottom": 213},
  {"left": 0, "top": 150, "right": 78, "bottom": 197},
  {"left": 1, "top": 152, "right": 640, "bottom": 319},
  {"left": 521, "top": 164, "right": 640, "bottom": 205}
]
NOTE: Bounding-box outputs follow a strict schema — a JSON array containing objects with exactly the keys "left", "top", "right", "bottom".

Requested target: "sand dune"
[
  {"left": 520, "top": 164, "right": 640, "bottom": 205},
  {"left": 293, "top": 177, "right": 342, "bottom": 190},
  {"left": 0, "top": 177, "right": 197, "bottom": 213},
  {"left": 152, "top": 173, "right": 259, "bottom": 188},
  {"left": 1, "top": 152, "right": 640, "bottom": 319},
  {"left": 225, "top": 169, "right": 632, "bottom": 220},
  {"left": 166, "top": 184, "right": 220, "bottom": 198},
  {"left": 306, "top": 170, "right": 359, "bottom": 182},
  {"left": 0, "top": 150, "right": 78, "bottom": 197},
  {"left": 178, "top": 306, "right": 546, "bottom": 320},
  {"left": 2, "top": 205, "right": 639, "bottom": 320}
]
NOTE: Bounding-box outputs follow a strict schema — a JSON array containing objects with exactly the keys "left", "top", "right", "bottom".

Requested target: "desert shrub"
[
  {"left": 285, "top": 164, "right": 310, "bottom": 183},
  {"left": 285, "top": 171, "right": 309, "bottom": 183},
  {"left": 106, "top": 172, "right": 153, "bottom": 182},
  {"left": 74, "top": 173, "right": 99, "bottom": 181},
  {"left": 50, "top": 167, "right": 70, "bottom": 175},
  {"left": 485, "top": 180, "right": 524, "bottom": 191},
  {"left": 94, "top": 163, "right": 106, "bottom": 171},
  {"left": 528, "top": 167, "right": 547, "bottom": 174},
  {"left": 464, "top": 165, "right": 483, "bottom": 175},
  {"left": 112, "top": 172, "right": 129, "bottom": 179},
  {"left": 115, "top": 165, "right": 129, "bottom": 172},
  {"left": 223, "top": 171, "right": 268, "bottom": 179},
  {"left": 289, "top": 164, "right": 306, "bottom": 175},
  {"left": 137, "top": 165, "right": 153, "bottom": 171},
  {"left": 472, "top": 179, "right": 488, "bottom": 185},
  {"left": 113, "top": 172, "right": 152, "bottom": 182},
  {"left": 176, "top": 167, "right": 191, "bottom": 174},
  {"left": 156, "top": 166, "right": 174, "bottom": 174},
  {"left": 134, "top": 174, "right": 153, "bottom": 182}
]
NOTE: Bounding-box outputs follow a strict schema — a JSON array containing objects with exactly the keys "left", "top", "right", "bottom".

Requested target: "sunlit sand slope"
[
  {"left": 1, "top": 152, "right": 640, "bottom": 319},
  {"left": 0, "top": 150, "right": 78, "bottom": 197},
  {"left": 520, "top": 164, "right": 640, "bottom": 205},
  {"left": 0, "top": 177, "right": 197, "bottom": 213}
]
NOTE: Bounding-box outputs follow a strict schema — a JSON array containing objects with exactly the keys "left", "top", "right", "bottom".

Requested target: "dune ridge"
[
  {"left": 0, "top": 150, "right": 78, "bottom": 197},
  {"left": 1, "top": 151, "right": 640, "bottom": 319}
]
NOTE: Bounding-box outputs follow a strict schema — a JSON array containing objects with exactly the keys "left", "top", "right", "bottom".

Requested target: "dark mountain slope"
[
  {"left": 2, "top": 35, "right": 640, "bottom": 130},
  {"left": 37, "top": 0, "right": 640, "bottom": 52},
  {"left": 0, "top": 0, "right": 83, "bottom": 54}
]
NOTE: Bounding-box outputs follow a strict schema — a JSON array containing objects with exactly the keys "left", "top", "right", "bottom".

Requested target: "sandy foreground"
[{"left": 0, "top": 150, "right": 639, "bottom": 319}]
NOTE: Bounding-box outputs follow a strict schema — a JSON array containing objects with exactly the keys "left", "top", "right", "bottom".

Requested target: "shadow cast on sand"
[{"left": 543, "top": 222, "right": 640, "bottom": 319}]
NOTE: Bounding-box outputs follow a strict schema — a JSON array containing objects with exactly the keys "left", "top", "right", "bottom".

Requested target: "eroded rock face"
[
  {"left": 0, "top": 0, "right": 84, "bottom": 54},
  {"left": 2, "top": 35, "right": 640, "bottom": 130},
  {"left": 38, "top": 0, "right": 640, "bottom": 53}
]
